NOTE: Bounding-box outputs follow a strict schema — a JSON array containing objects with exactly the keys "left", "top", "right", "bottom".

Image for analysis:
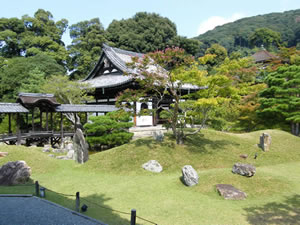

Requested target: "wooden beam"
[
  {"left": 26, "top": 113, "right": 29, "bottom": 132},
  {"left": 32, "top": 108, "right": 35, "bottom": 132},
  {"left": 50, "top": 112, "right": 53, "bottom": 131},
  {"left": 74, "top": 113, "right": 77, "bottom": 132},
  {"left": 40, "top": 110, "right": 42, "bottom": 130},
  {"left": 60, "top": 113, "right": 64, "bottom": 145},
  {"left": 8, "top": 113, "right": 12, "bottom": 134},
  {"left": 16, "top": 113, "right": 21, "bottom": 145},
  {"left": 45, "top": 111, "right": 49, "bottom": 131}
]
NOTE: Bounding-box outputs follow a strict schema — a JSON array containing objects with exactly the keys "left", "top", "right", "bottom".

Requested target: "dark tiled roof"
[
  {"left": 18, "top": 93, "right": 60, "bottom": 106},
  {"left": 84, "top": 44, "right": 202, "bottom": 90},
  {"left": 84, "top": 74, "right": 133, "bottom": 89},
  {"left": 55, "top": 104, "right": 118, "bottom": 113},
  {"left": 102, "top": 44, "right": 143, "bottom": 74},
  {"left": 252, "top": 50, "right": 277, "bottom": 63},
  {"left": 0, "top": 103, "right": 29, "bottom": 113}
]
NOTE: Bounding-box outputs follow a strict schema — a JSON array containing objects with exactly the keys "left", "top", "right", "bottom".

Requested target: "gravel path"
[{"left": 0, "top": 196, "right": 106, "bottom": 225}]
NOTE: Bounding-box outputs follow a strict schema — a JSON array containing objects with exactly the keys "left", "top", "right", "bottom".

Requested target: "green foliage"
[
  {"left": 249, "top": 28, "right": 281, "bottom": 50},
  {"left": 41, "top": 75, "right": 94, "bottom": 104},
  {"left": 205, "top": 43, "right": 228, "bottom": 67},
  {"left": 67, "top": 18, "right": 107, "bottom": 79},
  {"left": 124, "top": 47, "right": 236, "bottom": 144},
  {"left": 0, "top": 54, "right": 65, "bottom": 101},
  {"left": 84, "top": 110, "right": 133, "bottom": 149},
  {"left": 195, "top": 9, "right": 300, "bottom": 53},
  {"left": 0, "top": 9, "right": 68, "bottom": 65},
  {"left": 258, "top": 65, "right": 300, "bottom": 135},
  {"left": 106, "top": 12, "right": 177, "bottom": 53},
  {"left": 0, "top": 115, "right": 16, "bottom": 134}
]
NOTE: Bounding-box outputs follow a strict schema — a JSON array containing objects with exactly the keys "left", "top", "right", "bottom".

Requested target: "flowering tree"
[{"left": 117, "top": 47, "right": 234, "bottom": 144}]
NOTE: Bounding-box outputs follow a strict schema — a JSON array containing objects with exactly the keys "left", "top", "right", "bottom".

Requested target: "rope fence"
[{"left": 0, "top": 181, "right": 158, "bottom": 225}]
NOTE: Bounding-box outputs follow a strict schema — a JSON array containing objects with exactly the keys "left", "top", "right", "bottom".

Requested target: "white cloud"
[{"left": 197, "top": 13, "right": 245, "bottom": 35}]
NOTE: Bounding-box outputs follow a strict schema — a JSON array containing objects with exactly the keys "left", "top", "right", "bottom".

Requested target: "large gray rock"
[
  {"left": 142, "top": 160, "right": 163, "bottom": 173},
  {"left": 0, "top": 161, "right": 31, "bottom": 185},
  {"left": 260, "top": 133, "right": 271, "bottom": 151},
  {"left": 73, "top": 128, "right": 89, "bottom": 164},
  {"left": 216, "top": 184, "right": 247, "bottom": 200},
  {"left": 182, "top": 165, "right": 199, "bottom": 186},
  {"left": 152, "top": 131, "right": 164, "bottom": 142},
  {"left": 67, "top": 150, "right": 75, "bottom": 160},
  {"left": 232, "top": 163, "right": 256, "bottom": 177}
]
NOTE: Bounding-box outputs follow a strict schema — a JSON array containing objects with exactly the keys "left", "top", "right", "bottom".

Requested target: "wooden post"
[
  {"left": 85, "top": 112, "right": 88, "bottom": 124},
  {"left": 40, "top": 111, "right": 43, "bottom": 130},
  {"left": 32, "top": 108, "right": 35, "bottom": 132},
  {"left": 26, "top": 113, "right": 29, "bottom": 132},
  {"left": 60, "top": 113, "right": 64, "bottom": 145},
  {"left": 76, "top": 192, "right": 80, "bottom": 212},
  {"left": 35, "top": 181, "right": 39, "bottom": 196},
  {"left": 16, "top": 114, "right": 21, "bottom": 145},
  {"left": 131, "top": 209, "right": 136, "bottom": 225},
  {"left": 8, "top": 113, "right": 12, "bottom": 134},
  {"left": 74, "top": 113, "right": 77, "bottom": 132},
  {"left": 45, "top": 110, "right": 49, "bottom": 131},
  {"left": 50, "top": 112, "right": 53, "bottom": 131}
]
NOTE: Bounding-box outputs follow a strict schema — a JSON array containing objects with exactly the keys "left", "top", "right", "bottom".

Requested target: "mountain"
[{"left": 194, "top": 9, "right": 300, "bottom": 53}]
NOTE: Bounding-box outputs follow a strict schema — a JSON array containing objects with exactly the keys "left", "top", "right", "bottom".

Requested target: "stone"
[
  {"left": 48, "top": 154, "right": 55, "bottom": 158},
  {"left": 152, "top": 131, "right": 164, "bottom": 142},
  {"left": 66, "top": 143, "right": 73, "bottom": 151},
  {"left": 142, "top": 160, "right": 163, "bottom": 173},
  {"left": 42, "top": 147, "right": 51, "bottom": 153},
  {"left": 239, "top": 154, "right": 248, "bottom": 159},
  {"left": 66, "top": 150, "right": 75, "bottom": 160},
  {"left": 73, "top": 128, "right": 89, "bottom": 164},
  {"left": 232, "top": 163, "right": 256, "bottom": 177},
  {"left": 259, "top": 133, "right": 271, "bottom": 151},
  {"left": 0, "top": 152, "right": 8, "bottom": 158},
  {"left": 52, "top": 149, "right": 65, "bottom": 154},
  {"left": 0, "top": 161, "right": 31, "bottom": 185},
  {"left": 56, "top": 156, "right": 70, "bottom": 160},
  {"left": 182, "top": 165, "right": 199, "bottom": 186},
  {"left": 216, "top": 184, "right": 247, "bottom": 200}
]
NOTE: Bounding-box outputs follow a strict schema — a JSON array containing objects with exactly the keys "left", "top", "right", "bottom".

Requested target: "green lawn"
[{"left": 1, "top": 129, "right": 300, "bottom": 225}]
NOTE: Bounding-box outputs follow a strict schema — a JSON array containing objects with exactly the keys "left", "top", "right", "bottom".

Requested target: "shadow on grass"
[
  {"left": 244, "top": 194, "right": 300, "bottom": 225},
  {"left": 133, "top": 133, "right": 175, "bottom": 149},
  {"left": 185, "top": 133, "right": 240, "bottom": 154}
]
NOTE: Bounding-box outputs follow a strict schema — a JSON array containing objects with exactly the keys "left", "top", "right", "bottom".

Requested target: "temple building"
[{"left": 83, "top": 44, "right": 199, "bottom": 126}]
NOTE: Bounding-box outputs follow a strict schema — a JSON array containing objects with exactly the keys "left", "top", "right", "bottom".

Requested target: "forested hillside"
[{"left": 195, "top": 9, "right": 300, "bottom": 53}]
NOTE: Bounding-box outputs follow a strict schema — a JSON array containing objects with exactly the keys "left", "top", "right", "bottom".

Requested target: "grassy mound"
[{"left": 0, "top": 129, "right": 300, "bottom": 225}]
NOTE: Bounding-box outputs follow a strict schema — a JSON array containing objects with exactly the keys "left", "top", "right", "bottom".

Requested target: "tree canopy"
[
  {"left": 67, "top": 18, "right": 107, "bottom": 79},
  {"left": 195, "top": 9, "right": 300, "bottom": 53},
  {"left": 0, "top": 9, "right": 68, "bottom": 65},
  {"left": 105, "top": 12, "right": 178, "bottom": 53}
]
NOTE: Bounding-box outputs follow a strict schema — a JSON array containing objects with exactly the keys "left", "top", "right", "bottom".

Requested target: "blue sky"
[{"left": 1, "top": 0, "right": 299, "bottom": 45}]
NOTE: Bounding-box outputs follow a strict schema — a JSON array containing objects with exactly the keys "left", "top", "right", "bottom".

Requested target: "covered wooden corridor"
[{"left": 0, "top": 93, "right": 118, "bottom": 145}]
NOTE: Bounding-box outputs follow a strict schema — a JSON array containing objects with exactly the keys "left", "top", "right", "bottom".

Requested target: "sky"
[{"left": 1, "top": 0, "right": 299, "bottom": 45}]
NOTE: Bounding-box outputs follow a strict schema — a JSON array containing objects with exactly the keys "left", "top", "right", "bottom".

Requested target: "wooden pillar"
[
  {"left": 74, "top": 113, "right": 77, "bottom": 132},
  {"left": 16, "top": 113, "right": 21, "bottom": 145},
  {"left": 8, "top": 113, "right": 12, "bottom": 134},
  {"left": 26, "top": 113, "right": 29, "bottom": 132},
  {"left": 45, "top": 110, "right": 49, "bottom": 131},
  {"left": 50, "top": 112, "right": 53, "bottom": 131},
  {"left": 32, "top": 108, "right": 35, "bottom": 132},
  {"left": 85, "top": 112, "right": 88, "bottom": 124},
  {"left": 40, "top": 110, "right": 43, "bottom": 130},
  {"left": 60, "top": 113, "right": 64, "bottom": 144}
]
